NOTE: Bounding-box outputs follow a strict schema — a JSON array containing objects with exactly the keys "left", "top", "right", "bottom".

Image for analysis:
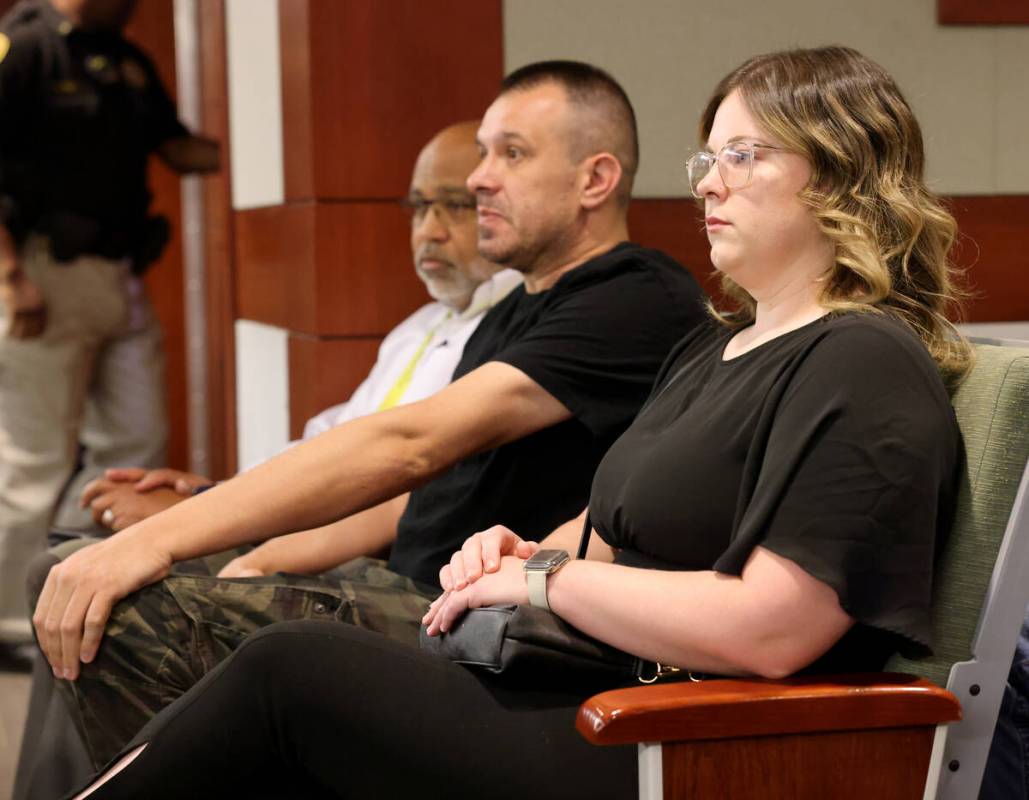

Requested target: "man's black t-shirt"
[
  {"left": 0, "top": 0, "right": 187, "bottom": 243},
  {"left": 388, "top": 242, "right": 706, "bottom": 588},
  {"left": 589, "top": 312, "right": 961, "bottom": 672}
]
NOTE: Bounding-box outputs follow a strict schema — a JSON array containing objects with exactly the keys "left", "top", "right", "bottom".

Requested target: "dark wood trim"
[
  {"left": 939, "top": 0, "right": 1029, "bottom": 24},
  {"left": 198, "top": 0, "right": 238, "bottom": 478},
  {"left": 125, "top": 2, "right": 189, "bottom": 471},
  {"left": 279, "top": 0, "right": 314, "bottom": 201}
]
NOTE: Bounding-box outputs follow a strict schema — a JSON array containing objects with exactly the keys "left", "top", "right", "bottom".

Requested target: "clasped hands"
[
  {"left": 81, "top": 467, "right": 263, "bottom": 576},
  {"left": 81, "top": 467, "right": 213, "bottom": 531},
  {"left": 422, "top": 525, "right": 540, "bottom": 636}
]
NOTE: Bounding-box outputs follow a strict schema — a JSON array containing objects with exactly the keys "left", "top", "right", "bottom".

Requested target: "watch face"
[{"left": 524, "top": 549, "right": 570, "bottom": 571}]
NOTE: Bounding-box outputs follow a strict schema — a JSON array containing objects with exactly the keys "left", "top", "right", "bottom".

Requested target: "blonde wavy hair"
[{"left": 701, "top": 46, "right": 971, "bottom": 381}]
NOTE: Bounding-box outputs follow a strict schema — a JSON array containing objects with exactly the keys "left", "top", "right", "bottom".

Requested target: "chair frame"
[{"left": 578, "top": 339, "right": 1029, "bottom": 800}]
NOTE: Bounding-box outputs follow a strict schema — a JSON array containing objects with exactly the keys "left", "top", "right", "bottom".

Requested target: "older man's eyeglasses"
[
  {"left": 685, "top": 141, "right": 786, "bottom": 198},
  {"left": 401, "top": 194, "right": 477, "bottom": 225}
]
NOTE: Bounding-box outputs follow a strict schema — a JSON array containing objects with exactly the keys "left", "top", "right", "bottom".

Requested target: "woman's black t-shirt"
[{"left": 588, "top": 312, "right": 962, "bottom": 672}]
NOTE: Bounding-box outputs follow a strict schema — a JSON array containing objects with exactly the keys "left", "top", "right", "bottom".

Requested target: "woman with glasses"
[{"left": 65, "top": 45, "right": 970, "bottom": 800}]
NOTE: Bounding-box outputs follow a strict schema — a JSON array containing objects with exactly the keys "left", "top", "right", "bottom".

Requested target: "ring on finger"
[{"left": 101, "top": 508, "right": 115, "bottom": 527}]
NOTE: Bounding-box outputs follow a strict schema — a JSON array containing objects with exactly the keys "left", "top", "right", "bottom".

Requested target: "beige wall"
[{"left": 504, "top": 0, "right": 1029, "bottom": 197}]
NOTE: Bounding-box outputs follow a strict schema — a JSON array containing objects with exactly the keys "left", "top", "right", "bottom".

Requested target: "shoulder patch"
[{"left": 0, "top": 33, "right": 10, "bottom": 65}]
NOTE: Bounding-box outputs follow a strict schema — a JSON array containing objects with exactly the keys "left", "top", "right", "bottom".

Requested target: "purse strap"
[{"left": 576, "top": 512, "right": 592, "bottom": 560}]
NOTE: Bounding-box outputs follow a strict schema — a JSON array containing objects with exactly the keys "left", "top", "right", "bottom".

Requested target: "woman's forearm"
[
  {"left": 540, "top": 509, "right": 616, "bottom": 562},
  {"left": 545, "top": 547, "right": 853, "bottom": 678}
]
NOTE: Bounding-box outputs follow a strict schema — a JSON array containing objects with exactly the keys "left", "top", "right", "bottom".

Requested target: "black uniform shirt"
[
  {"left": 0, "top": 0, "right": 187, "bottom": 244},
  {"left": 387, "top": 243, "right": 708, "bottom": 588},
  {"left": 589, "top": 312, "right": 962, "bottom": 672}
]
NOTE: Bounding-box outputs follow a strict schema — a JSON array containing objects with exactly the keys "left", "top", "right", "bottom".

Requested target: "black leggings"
[{"left": 68, "top": 620, "right": 637, "bottom": 799}]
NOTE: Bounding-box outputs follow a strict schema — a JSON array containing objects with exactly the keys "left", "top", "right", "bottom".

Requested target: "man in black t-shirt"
[{"left": 32, "top": 60, "right": 705, "bottom": 768}]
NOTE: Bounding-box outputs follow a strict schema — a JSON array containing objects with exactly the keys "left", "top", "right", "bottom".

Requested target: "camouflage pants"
[{"left": 44, "top": 541, "right": 434, "bottom": 768}]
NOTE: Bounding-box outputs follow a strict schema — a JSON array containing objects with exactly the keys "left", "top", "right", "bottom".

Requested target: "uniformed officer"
[{"left": 0, "top": 0, "right": 218, "bottom": 661}]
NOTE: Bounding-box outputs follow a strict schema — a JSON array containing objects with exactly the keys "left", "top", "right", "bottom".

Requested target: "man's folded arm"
[{"left": 219, "top": 494, "right": 410, "bottom": 577}]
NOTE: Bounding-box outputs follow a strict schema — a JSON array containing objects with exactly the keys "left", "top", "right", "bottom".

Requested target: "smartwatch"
[{"left": 523, "top": 549, "right": 570, "bottom": 611}]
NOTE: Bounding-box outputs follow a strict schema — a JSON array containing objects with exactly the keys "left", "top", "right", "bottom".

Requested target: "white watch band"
[{"left": 526, "top": 570, "right": 550, "bottom": 611}]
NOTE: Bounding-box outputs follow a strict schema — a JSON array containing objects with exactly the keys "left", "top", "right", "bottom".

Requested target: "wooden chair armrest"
[{"left": 577, "top": 672, "right": 961, "bottom": 746}]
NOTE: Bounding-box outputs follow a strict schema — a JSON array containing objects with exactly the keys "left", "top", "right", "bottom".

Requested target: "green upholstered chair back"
[{"left": 886, "top": 343, "right": 1029, "bottom": 686}]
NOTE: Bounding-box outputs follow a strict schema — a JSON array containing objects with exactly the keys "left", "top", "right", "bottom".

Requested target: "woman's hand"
[
  {"left": 423, "top": 555, "right": 530, "bottom": 635},
  {"left": 438, "top": 525, "right": 540, "bottom": 592}
]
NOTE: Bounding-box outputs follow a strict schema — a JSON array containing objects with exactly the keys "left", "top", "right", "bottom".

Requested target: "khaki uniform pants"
[{"left": 0, "top": 239, "right": 167, "bottom": 642}]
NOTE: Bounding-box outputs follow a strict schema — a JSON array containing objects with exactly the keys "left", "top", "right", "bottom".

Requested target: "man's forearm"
[
  {"left": 124, "top": 361, "right": 569, "bottom": 566},
  {"left": 126, "top": 402, "right": 456, "bottom": 564},
  {"left": 245, "top": 494, "right": 407, "bottom": 575}
]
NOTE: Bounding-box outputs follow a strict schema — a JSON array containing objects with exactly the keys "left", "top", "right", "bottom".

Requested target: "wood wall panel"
[
  {"left": 662, "top": 727, "right": 935, "bottom": 799},
  {"left": 628, "top": 195, "right": 1029, "bottom": 323},
  {"left": 939, "top": 0, "right": 1029, "bottom": 24},
  {"left": 949, "top": 195, "right": 1029, "bottom": 322},
  {"left": 628, "top": 198, "right": 721, "bottom": 300},
  {"left": 235, "top": 203, "right": 316, "bottom": 331},
  {"left": 311, "top": 202, "right": 425, "bottom": 335},
  {"left": 280, "top": 0, "right": 504, "bottom": 201},
  {"left": 235, "top": 201, "right": 427, "bottom": 337},
  {"left": 287, "top": 335, "right": 381, "bottom": 439}
]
